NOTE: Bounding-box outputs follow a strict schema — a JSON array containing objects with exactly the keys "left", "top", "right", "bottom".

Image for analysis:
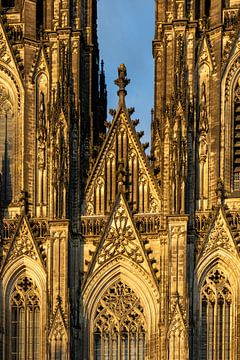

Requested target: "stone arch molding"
[
  {"left": 195, "top": 247, "right": 240, "bottom": 292},
  {"left": 82, "top": 256, "right": 159, "bottom": 359},
  {"left": 1, "top": 256, "right": 47, "bottom": 325}
]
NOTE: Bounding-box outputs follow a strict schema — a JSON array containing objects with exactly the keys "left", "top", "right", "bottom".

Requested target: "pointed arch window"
[
  {"left": 93, "top": 281, "right": 146, "bottom": 360},
  {"left": 10, "top": 276, "right": 40, "bottom": 360},
  {"left": 200, "top": 269, "right": 232, "bottom": 360}
]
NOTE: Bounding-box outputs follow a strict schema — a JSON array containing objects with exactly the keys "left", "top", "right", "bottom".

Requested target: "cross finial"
[{"left": 114, "top": 64, "right": 130, "bottom": 107}]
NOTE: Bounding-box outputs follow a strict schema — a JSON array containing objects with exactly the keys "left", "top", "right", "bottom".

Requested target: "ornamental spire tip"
[{"left": 114, "top": 64, "right": 130, "bottom": 107}]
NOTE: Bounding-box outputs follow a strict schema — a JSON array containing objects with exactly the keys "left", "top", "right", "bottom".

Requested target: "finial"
[{"left": 114, "top": 64, "right": 130, "bottom": 107}]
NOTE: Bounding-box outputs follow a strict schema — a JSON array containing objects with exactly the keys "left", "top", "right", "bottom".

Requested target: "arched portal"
[
  {"left": 93, "top": 281, "right": 146, "bottom": 359},
  {"left": 82, "top": 257, "right": 159, "bottom": 360}
]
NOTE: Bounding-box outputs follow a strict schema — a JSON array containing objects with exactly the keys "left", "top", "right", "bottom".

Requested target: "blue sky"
[{"left": 97, "top": 1, "right": 155, "bottom": 146}]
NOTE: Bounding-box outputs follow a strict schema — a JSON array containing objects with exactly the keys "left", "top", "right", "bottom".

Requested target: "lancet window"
[
  {"left": 10, "top": 276, "right": 41, "bottom": 360},
  {"left": 233, "top": 81, "right": 240, "bottom": 190},
  {"left": 200, "top": 269, "right": 232, "bottom": 360},
  {"left": 93, "top": 281, "right": 146, "bottom": 360}
]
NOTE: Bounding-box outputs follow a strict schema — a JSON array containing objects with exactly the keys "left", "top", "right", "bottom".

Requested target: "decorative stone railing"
[
  {"left": 1, "top": 216, "right": 49, "bottom": 241},
  {"left": 81, "top": 213, "right": 162, "bottom": 236},
  {"left": 134, "top": 214, "right": 161, "bottom": 233},
  {"left": 223, "top": 8, "right": 240, "bottom": 29},
  {"left": 80, "top": 216, "right": 107, "bottom": 236},
  {"left": 195, "top": 206, "right": 240, "bottom": 233},
  {"left": 195, "top": 211, "right": 213, "bottom": 233},
  {"left": 226, "top": 211, "right": 240, "bottom": 231},
  {"left": 8, "top": 24, "right": 23, "bottom": 42}
]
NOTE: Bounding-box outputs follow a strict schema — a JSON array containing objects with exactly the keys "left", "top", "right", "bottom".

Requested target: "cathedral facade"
[{"left": 0, "top": 0, "right": 240, "bottom": 359}]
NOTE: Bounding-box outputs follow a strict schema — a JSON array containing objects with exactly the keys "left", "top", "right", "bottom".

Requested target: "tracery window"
[
  {"left": 233, "top": 82, "right": 240, "bottom": 190},
  {"left": 200, "top": 269, "right": 232, "bottom": 360},
  {"left": 10, "top": 276, "right": 40, "bottom": 360},
  {"left": 94, "top": 281, "right": 146, "bottom": 360}
]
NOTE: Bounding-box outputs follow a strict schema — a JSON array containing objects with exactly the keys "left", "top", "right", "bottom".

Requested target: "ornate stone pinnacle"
[{"left": 114, "top": 64, "right": 130, "bottom": 106}]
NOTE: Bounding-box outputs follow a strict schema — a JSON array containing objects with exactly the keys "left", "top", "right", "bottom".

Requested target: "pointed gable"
[
  {"left": 198, "top": 35, "right": 215, "bottom": 72},
  {"left": 30, "top": 46, "right": 49, "bottom": 81},
  {"left": 168, "top": 301, "right": 187, "bottom": 336},
  {"left": 86, "top": 193, "right": 158, "bottom": 280},
  {"left": 1, "top": 216, "right": 46, "bottom": 270},
  {"left": 84, "top": 65, "right": 161, "bottom": 216},
  {"left": 49, "top": 298, "right": 68, "bottom": 340},
  {"left": 199, "top": 207, "right": 238, "bottom": 259}
]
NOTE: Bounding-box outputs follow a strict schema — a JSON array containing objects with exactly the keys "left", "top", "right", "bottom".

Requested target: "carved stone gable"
[
  {"left": 49, "top": 298, "right": 68, "bottom": 339},
  {"left": 84, "top": 105, "right": 161, "bottom": 215},
  {"left": 87, "top": 194, "right": 158, "bottom": 278},
  {"left": 200, "top": 208, "right": 238, "bottom": 259},
  {"left": 2, "top": 216, "right": 45, "bottom": 268},
  {"left": 198, "top": 36, "right": 215, "bottom": 71},
  {"left": 168, "top": 301, "right": 187, "bottom": 336},
  {"left": 98, "top": 196, "right": 144, "bottom": 265},
  {"left": 30, "top": 47, "right": 49, "bottom": 81}
]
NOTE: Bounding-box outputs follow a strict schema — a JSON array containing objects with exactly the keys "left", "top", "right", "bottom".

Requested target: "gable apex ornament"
[{"left": 114, "top": 64, "right": 130, "bottom": 107}]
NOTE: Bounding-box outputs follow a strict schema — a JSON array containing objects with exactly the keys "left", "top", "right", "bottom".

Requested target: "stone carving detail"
[
  {"left": 170, "top": 225, "right": 185, "bottom": 243},
  {"left": 98, "top": 198, "right": 144, "bottom": 264},
  {"left": 225, "top": 57, "right": 240, "bottom": 99},
  {"left": 222, "top": 32, "right": 235, "bottom": 65},
  {"left": 199, "top": 36, "right": 216, "bottom": 71},
  {"left": 201, "top": 212, "right": 236, "bottom": 257},
  {"left": 11, "top": 276, "right": 40, "bottom": 307},
  {"left": 224, "top": 8, "right": 240, "bottom": 29},
  {"left": 0, "top": 33, "right": 11, "bottom": 64},
  {"left": 177, "top": 2, "right": 184, "bottom": 19},
  {"left": 168, "top": 301, "right": 187, "bottom": 335},
  {"left": 201, "top": 269, "right": 232, "bottom": 303},
  {"left": 8, "top": 219, "right": 39, "bottom": 262},
  {"left": 50, "top": 312, "right": 66, "bottom": 338},
  {"left": 94, "top": 281, "right": 146, "bottom": 332}
]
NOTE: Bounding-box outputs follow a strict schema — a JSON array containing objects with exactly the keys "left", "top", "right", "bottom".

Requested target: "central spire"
[{"left": 114, "top": 64, "right": 130, "bottom": 107}]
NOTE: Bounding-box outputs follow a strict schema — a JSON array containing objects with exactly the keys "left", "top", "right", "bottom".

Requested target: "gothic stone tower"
[
  {"left": 0, "top": 0, "right": 106, "bottom": 358},
  {"left": 152, "top": 0, "right": 240, "bottom": 359},
  {"left": 1, "top": 0, "right": 240, "bottom": 359}
]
